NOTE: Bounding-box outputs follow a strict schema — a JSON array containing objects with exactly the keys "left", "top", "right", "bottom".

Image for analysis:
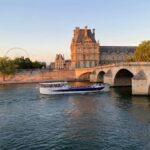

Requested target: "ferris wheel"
[{"left": 4, "top": 47, "right": 30, "bottom": 59}]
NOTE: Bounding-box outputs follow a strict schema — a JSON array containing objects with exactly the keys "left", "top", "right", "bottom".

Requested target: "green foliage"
[
  {"left": 0, "top": 57, "right": 16, "bottom": 81},
  {"left": 13, "top": 57, "right": 46, "bottom": 69},
  {"left": 0, "top": 56, "right": 46, "bottom": 81},
  {"left": 129, "top": 41, "right": 150, "bottom": 62},
  {"left": 14, "top": 57, "right": 32, "bottom": 69},
  {"left": 135, "top": 41, "right": 150, "bottom": 61},
  {"left": 32, "top": 61, "right": 46, "bottom": 69}
]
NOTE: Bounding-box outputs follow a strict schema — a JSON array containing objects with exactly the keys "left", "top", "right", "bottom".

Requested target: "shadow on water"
[
  {"left": 111, "top": 86, "right": 150, "bottom": 111},
  {"left": 112, "top": 86, "right": 132, "bottom": 96},
  {"left": 110, "top": 86, "right": 132, "bottom": 104}
]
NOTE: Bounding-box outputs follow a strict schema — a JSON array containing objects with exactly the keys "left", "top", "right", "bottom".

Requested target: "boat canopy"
[{"left": 39, "top": 82, "right": 68, "bottom": 88}]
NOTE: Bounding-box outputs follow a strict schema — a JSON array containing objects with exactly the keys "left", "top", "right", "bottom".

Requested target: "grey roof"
[
  {"left": 75, "top": 29, "right": 96, "bottom": 43},
  {"left": 55, "top": 54, "right": 64, "bottom": 60},
  {"left": 100, "top": 46, "right": 136, "bottom": 53}
]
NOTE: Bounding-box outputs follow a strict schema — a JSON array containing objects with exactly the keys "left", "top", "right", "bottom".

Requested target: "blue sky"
[{"left": 0, "top": 0, "right": 150, "bottom": 62}]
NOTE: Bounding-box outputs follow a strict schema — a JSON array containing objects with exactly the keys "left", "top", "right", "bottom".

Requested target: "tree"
[
  {"left": 130, "top": 41, "right": 150, "bottom": 62},
  {"left": 14, "top": 57, "right": 33, "bottom": 69},
  {"left": 0, "top": 57, "right": 16, "bottom": 81},
  {"left": 32, "top": 61, "right": 46, "bottom": 69},
  {"left": 14, "top": 57, "right": 46, "bottom": 69}
]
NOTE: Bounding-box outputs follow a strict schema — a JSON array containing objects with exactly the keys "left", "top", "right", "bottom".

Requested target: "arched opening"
[
  {"left": 97, "top": 71, "right": 105, "bottom": 83},
  {"left": 114, "top": 69, "right": 133, "bottom": 86},
  {"left": 78, "top": 72, "right": 91, "bottom": 81}
]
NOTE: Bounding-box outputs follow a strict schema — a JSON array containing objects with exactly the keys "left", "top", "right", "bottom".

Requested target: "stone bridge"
[{"left": 75, "top": 62, "right": 150, "bottom": 95}]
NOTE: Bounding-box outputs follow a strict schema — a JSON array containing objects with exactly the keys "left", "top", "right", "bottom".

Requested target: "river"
[{"left": 0, "top": 82, "right": 150, "bottom": 150}]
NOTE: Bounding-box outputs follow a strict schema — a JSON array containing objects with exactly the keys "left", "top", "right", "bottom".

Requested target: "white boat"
[{"left": 39, "top": 82, "right": 109, "bottom": 95}]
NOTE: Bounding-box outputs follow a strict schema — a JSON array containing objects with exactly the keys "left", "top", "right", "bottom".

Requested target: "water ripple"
[{"left": 0, "top": 84, "right": 150, "bottom": 150}]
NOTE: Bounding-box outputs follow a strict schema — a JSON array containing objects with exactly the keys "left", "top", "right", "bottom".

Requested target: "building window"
[{"left": 90, "top": 61, "right": 92, "bottom": 67}]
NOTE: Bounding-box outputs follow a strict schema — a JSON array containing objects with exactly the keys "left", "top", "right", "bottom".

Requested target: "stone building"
[
  {"left": 64, "top": 60, "right": 71, "bottom": 70},
  {"left": 71, "top": 26, "right": 100, "bottom": 69},
  {"left": 55, "top": 54, "right": 65, "bottom": 70},
  {"left": 70, "top": 26, "right": 136, "bottom": 68},
  {"left": 100, "top": 46, "right": 136, "bottom": 64},
  {"left": 50, "top": 54, "right": 71, "bottom": 70},
  {"left": 49, "top": 62, "right": 55, "bottom": 70}
]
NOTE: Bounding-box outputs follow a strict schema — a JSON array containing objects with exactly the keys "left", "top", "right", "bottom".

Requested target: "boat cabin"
[{"left": 40, "top": 82, "right": 68, "bottom": 88}]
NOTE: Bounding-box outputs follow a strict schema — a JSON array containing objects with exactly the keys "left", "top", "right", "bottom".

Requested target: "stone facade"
[
  {"left": 70, "top": 26, "right": 136, "bottom": 68},
  {"left": 71, "top": 26, "right": 100, "bottom": 69},
  {"left": 100, "top": 46, "right": 136, "bottom": 64},
  {"left": 55, "top": 54, "right": 65, "bottom": 69},
  {"left": 65, "top": 60, "right": 71, "bottom": 70},
  {"left": 50, "top": 54, "right": 71, "bottom": 70}
]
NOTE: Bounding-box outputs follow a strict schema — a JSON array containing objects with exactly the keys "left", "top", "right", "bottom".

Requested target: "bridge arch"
[
  {"left": 114, "top": 69, "right": 134, "bottom": 86},
  {"left": 78, "top": 72, "right": 92, "bottom": 81},
  {"left": 97, "top": 71, "right": 105, "bottom": 83}
]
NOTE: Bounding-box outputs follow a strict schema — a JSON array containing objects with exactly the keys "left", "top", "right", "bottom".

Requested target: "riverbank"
[{"left": 0, "top": 70, "right": 76, "bottom": 85}]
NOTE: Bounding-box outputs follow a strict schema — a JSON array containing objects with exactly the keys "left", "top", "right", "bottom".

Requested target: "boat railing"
[{"left": 40, "top": 83, "right": 67, "bottom": 88}]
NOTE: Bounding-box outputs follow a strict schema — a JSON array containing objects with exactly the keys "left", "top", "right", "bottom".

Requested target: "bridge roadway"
[{"left": 75, "top": 62, "right": 150, "bottom": 95}]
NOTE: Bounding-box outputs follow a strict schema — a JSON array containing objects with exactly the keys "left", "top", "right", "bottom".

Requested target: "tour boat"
[{"left": 39, "top": 82, "right": 109, "bottom": 95}]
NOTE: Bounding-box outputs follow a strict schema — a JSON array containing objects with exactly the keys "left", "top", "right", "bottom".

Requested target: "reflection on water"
[{"left": 0, "top": 82, "right": 150, "bottom": 150}]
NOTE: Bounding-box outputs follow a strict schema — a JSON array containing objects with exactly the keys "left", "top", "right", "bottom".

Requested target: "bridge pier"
[
  {"left": 90, "top": 73, "right": 98, "bottom": 82},
  {"left": 132, "top": 71, "right": 149, "bottom": 95},
  {"left": 103, "top": 70, "right": 114, "bottom": 86},
  {"left": 104, "top": 75, "right": 114, "bottom": 86}
]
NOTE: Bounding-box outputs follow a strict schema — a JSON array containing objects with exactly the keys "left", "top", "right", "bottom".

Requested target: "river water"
[{"left": 0, "top": 83, "right": 150, "bottom": 150}]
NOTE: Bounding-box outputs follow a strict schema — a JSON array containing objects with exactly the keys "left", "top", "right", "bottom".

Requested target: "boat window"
[{"left": 40, "top": 83, "right": 67, "bottom": 88}]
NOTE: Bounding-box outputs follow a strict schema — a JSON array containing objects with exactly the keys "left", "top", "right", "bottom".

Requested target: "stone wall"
[{"left": 0, "top": 70, "right": 76, "bottom": 84}]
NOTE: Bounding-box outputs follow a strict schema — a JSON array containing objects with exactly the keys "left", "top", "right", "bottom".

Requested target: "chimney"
[
  {"left": 93, "top": 29, "right": 95, "bottom": 38},
  {"left": 84, "top": 26, "right": 88, "bottom": 37},
  {"left": 73, "top": 29, "right": 76, "bottom": 37},
  {"left": 76, "top": 27, "right": 80, "bottom": 33}
]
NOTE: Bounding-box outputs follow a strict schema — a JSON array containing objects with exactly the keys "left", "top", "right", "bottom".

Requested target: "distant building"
[
  {"left": 64, "top": 60, "right": 71, "bottom": 70},
  {"left": 55, "top": 54, "right": 65, "bottom": 69},
  {"left": 100, "top": 46, "right": 136, "bottom": 64},
  {"left": 49, "top": 62, "right": 55, "bottom": 70},
  {"left": 50, "top": 54, "right": 71, "bottom": 70},
  {"left": 71, "top": 26, "right": 100, "bottom": 69},
  {"left": 70, "top": 26, "right": 136, "bottom": 68}
]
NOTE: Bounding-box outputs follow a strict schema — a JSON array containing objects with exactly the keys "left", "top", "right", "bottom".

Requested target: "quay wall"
[{"left": 0, "top": 70, "right": 76, "bottom": 84}]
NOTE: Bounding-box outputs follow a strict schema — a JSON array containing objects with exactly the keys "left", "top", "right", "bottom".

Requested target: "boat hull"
[{"left": 39, "top": 86, "right": 106, "bottom": 95}]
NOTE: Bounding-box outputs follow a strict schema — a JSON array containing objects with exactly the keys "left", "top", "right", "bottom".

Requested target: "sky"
[{"left": 0, "top": 0, "right": 150, "bottom": 63}]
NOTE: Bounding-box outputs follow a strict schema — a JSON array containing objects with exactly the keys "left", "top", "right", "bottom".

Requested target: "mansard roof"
[
  {"left": 55, "top": 54, "right": 64, "bottom": 60},
  {"left": 100, "top": 46, "right": 136, "bottom": 54},
  {"left": 73, "top": 27, "right": 96, "bottom": 43}
]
